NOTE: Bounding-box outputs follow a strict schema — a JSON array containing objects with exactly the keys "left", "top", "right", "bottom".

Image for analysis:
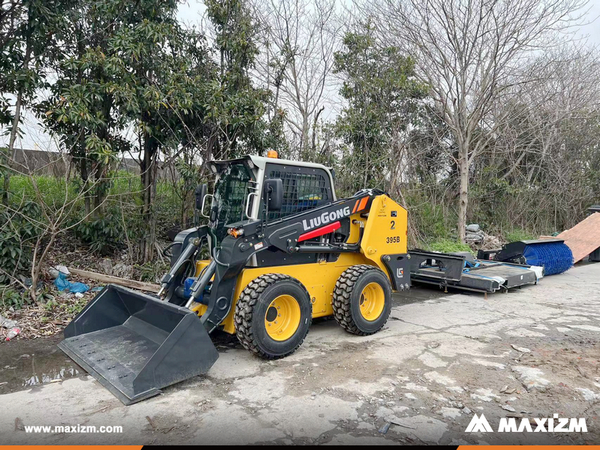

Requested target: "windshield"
[{"left": 212, "top": 162, "right": 255, "bottom": 241}]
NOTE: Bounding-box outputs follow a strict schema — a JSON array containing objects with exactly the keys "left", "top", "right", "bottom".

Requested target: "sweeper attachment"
[
  {"left": 408, "top": 250, "right": 541, "bottom": 294},
  {"left": 60, "top": 153, "right": 412, "bottom": 404},
  {"left": 478, "top": 238, "right": 573, "bottom": 276}
]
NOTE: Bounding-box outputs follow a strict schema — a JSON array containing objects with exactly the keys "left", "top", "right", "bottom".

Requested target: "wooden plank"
[
  {"left": 557, "top": 212, "right": 600, "bottom": 263},
  {"left": 69, "top": 268, "right": 160, "bottom": 293}
]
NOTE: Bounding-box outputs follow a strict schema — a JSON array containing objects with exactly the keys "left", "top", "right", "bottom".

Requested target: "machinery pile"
[{"left": 57, "top": 153, "right": 594, "bottom": 405}]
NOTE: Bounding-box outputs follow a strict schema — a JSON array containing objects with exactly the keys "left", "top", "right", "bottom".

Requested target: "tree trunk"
[
  {"left": 92, "top": 94, "right": 114, "bottom": 213},
  {"left": 81, "top": 156, "right": 91, "bottom": 216},
  {"left": 3, "top": 20, "right": 32, "bottom": 204},
  {"left": 457, "top": 145, "right": 469, "bottom": 243},
  {"left": 140, "top": 131, "right": 158, "bottom": 263},
  {"left": 30, "top": 231, "right": 56, "bottom": 299},
  {"left": 2, "top": 89, "right": 23, "bottom": 204}
]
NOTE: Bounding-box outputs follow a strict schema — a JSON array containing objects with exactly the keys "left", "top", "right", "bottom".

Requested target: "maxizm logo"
[
  {"left": 465, "top": 414, "right": 587, "bottom": 433},
  {"left": 302, "top": 206, "right": 351, "bottom": 231}
]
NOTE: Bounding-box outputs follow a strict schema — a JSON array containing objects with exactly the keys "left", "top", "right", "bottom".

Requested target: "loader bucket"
[{"left": 58, "top": 284, "right": 219, "bottom": 405}]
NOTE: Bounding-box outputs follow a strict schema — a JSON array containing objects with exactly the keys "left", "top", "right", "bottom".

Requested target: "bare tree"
[
  {"left": 484, "top": 44, "right": 600, "bottom": 231},
  {"left": 370, "top": 0, "right": 588, "bottom": 241},
  {"left": 0, "top": 147, "right": 120, "bottom": 299},
  {"left": 252, "top": 0, "right": 340, "bottom": 156}
]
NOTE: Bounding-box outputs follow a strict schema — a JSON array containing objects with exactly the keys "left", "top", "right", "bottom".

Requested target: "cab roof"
[{"left": 210, "top": 155, "right": 332, "bottom": 173}]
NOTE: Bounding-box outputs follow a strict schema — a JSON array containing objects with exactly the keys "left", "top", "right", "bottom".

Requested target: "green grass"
[
  {"left": 504, "top": 228, "right": 536, "bottom": 243},
  {"left": 8, "top": 174, "right": 79, "bottom": 207},
  {"left": 6, "top": 172, "right": 181, "bottom": 208},
  {"left": 427, "top": 239, "right": 472, "bottom": 253}
]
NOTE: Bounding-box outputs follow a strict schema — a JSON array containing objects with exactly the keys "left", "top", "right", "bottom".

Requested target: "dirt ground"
[{"left": 0, "top": 263, "right": 599, "bottom": 445}]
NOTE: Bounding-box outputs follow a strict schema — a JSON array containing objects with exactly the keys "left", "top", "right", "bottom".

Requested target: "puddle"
[
  {"left": 0, "top": 335, "right": 83, "bottom": 394},
  {"left": 0, "top": 287, "right": 448, "bottom": 394},
  {"left": 393, "top": 285, "right": 448, "bottom": 305}
]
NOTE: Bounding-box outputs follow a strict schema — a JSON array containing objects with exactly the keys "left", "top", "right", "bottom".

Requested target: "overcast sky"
[
  {"left": 581, "top": 0, "right": 600, "bottom": 45},
  {"left": 4, "top": 0, "right": 600, "bottom": 152},
  {"left": 176, "top": 0, "right": 600, "bottom": 44}
]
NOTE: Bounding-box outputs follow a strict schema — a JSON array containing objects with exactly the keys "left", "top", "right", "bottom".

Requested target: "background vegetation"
[{"left": 1, "top": 0, "right": 599, "bottom": 301}]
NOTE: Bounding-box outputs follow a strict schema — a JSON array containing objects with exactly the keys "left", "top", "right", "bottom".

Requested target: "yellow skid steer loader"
[{"left": 59, "top": 153, "right": 410, "bottom": 404}]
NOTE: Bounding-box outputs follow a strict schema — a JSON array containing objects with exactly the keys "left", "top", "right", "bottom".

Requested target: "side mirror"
[
  {"left": 195, "top": 184, "right": 207, "bottom": 210},
  {"left": 264, "top": 178, "right": 283, "bottom": 211}
]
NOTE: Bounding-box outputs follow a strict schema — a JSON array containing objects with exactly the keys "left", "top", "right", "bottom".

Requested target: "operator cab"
[
  {"left": 202, "top": 153, "right": 337, "bottom": 267},
  {"left": 206, "top": 154, "right": 336, "bottom": 230}
]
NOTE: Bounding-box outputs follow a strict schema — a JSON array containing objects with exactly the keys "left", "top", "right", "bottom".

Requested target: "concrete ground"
[{"left": 1, "top": 263, "right": 599, "bottom": 445}]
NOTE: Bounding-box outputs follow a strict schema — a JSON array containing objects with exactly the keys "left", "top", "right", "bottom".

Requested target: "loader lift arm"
[{"left": 197, "top": 191, "right": 378, "bottom": 332}]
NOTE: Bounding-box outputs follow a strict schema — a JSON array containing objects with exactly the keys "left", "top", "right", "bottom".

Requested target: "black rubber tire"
[
  {"left": 332, "top": 264, "right": 392, "bottom": 336},
  {"left": 234, "top": 273, "right": 312, "bottom": 359}
]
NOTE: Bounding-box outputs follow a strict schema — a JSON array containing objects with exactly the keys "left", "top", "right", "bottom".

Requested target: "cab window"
[{"left": 264, "top": 164, "right": 332, "bottom": 221}]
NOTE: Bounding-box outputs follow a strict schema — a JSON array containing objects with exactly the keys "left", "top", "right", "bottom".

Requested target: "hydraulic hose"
[{"left": 185, "top": 259, "right": 217, "bottom": 308}]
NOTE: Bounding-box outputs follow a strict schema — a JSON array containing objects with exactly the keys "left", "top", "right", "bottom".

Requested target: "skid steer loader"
[{"left": 59, "top": 152, "right": 411, "bottom": 404}]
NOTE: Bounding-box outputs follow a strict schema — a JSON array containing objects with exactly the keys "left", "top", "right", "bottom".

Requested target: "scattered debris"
[
  {"left": 69, "top": 267, "right": 159, "bottom": 293},
  {"left": 501, "top": 404, "right": 516, "bottom": 412},
  {"left": 112, "top": 263, "right": 134, "bottom": 279},
  {"left": 1, "top": 314, "right": 21, "bottom": 341},
  {"left": 0, "top": 314, "right": 18, "bottom": 329},
  {"left": 1, "top": 294, "right": 89, "bottom": 339},
  {"left": 466, "top": 224, "right": 481, "bottom": 233},
  {"left": 511, "top": 344, "right": 531, "bottom": 353},
  {"left": 465, "top": 224, "right": 485, "bottom": 244},
  {"left": 378, "top": 422, "right": 391, "bottom": 434},
  {"left": 99, "top": 258, "right": 113, "bottom": 276},
  {"left": 438, "top": 407, "right": 462, "bottom": 419},
  {"left": 14, "top": 417, "right": 24, "bottom": 431},
  {"left": 499, "top": 386, "right": 516, "bottom": 394},
  {"left": 471, "top": 388, "right": 500, "bottom": 402},
  {"left": 97, "top": 259, "right": 134, "bottom": 279},
  {"left": 512, "top": 366, "right": 550, "bottom": 392},
  {"left": 5, "top": 327, "right": 21, "bottom": 341},
  {"left": 54, "top": 272, "right": 89, "bottom": 294},
  {"left": 146, "top": 415, "right": 157, "bottom": 431},
  {"left": 49, "top": 265, "right": 70, "bottom": 279},
  {"left": 389, "top": 419, "right": 417, "bottom": 429},
  {"left": 576, "top": 388, "right": 600, "bottom": 402}
]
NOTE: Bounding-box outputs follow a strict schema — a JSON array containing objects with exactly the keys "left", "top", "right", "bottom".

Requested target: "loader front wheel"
[
  {"left": 234, "top": 274, "right": 311, "bottom": 359},
  {"left": 333, "top": 265, "right": 392, "bottom": 335}
]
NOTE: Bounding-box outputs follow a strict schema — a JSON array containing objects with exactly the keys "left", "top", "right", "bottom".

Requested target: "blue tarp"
[{"left": 54, "top": 272, "right": 90, "bottom": 293}]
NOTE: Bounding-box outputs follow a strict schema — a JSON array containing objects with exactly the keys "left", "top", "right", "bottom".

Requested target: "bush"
[
  {"left": 0, "top": 201, "right": 41, "bottom": 284},
  {"left": 134, "top": 261, "right": 170, "bottom": 283},
  {"left": 0, "top": 286, "right": 33, "bottom": 310},
  {"left": 73, "top": 209, "right": 125, "bottom": 255}
]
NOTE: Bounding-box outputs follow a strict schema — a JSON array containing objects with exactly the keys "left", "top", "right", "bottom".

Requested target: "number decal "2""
[{"left": 390, "top": 220, "right": 396, "bottom": 230}]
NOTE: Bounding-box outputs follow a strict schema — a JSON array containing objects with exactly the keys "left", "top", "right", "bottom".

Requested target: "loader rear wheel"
[
  {"left": 234, "top": 274, "right": 312, "bottom": 359},
  {"left": 332, "top": 265, "right": 392, "bottom": 335}
]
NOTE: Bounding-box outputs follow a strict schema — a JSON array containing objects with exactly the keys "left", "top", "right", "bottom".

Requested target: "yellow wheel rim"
[
  {"left": 264, "top": 294, "right": 301, "bottom": 341},
  {"left": 359, "top": 282, "right": 385, "bottom": 321}
]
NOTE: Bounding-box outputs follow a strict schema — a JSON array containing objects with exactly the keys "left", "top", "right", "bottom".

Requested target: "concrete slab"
[{"left": 1, "top": 264, "right": 599, "bottom": 444}]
